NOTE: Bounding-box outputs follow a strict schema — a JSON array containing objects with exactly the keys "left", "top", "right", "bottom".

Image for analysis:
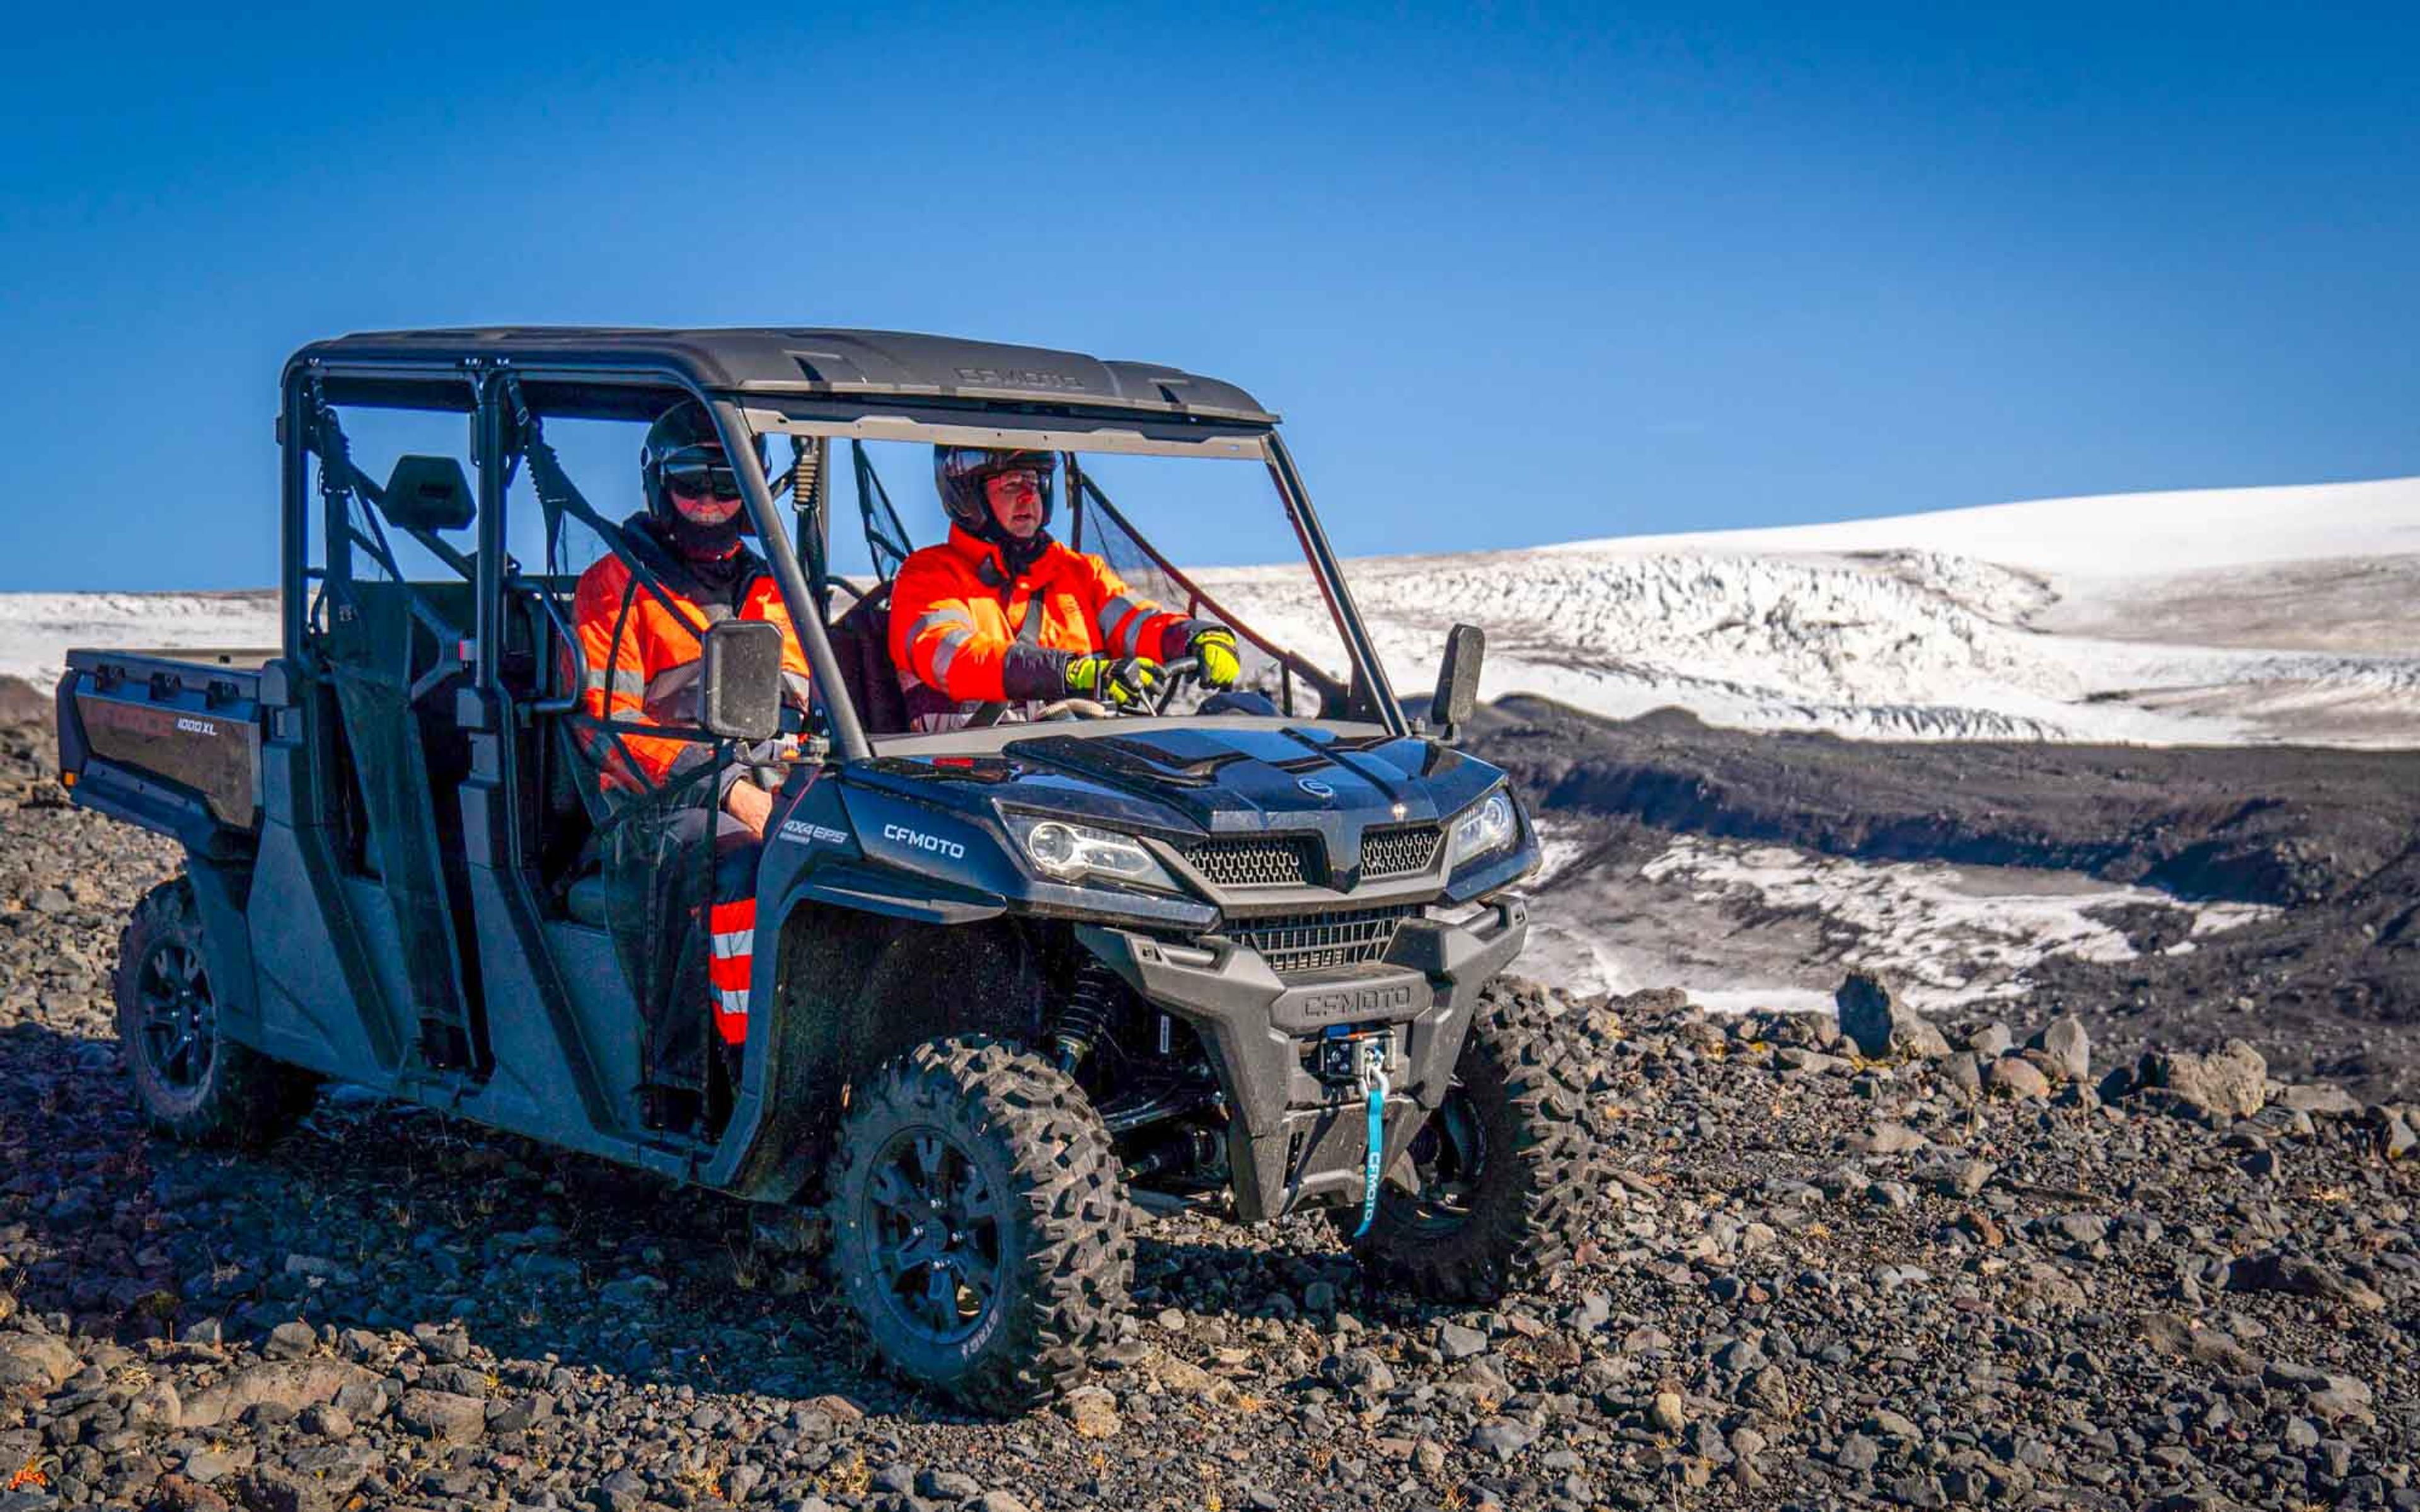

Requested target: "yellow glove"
[
  {"left": 1064, "top": 653, "right": 1163, "bottom": 708},
  {"left": 1188, "top": 627, "right": 1242, "bottom": 689}
]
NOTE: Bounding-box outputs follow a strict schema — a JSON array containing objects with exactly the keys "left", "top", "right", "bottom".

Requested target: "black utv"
[{"left": 57, "top": 328, "right": 1587, "bottom": 1411}]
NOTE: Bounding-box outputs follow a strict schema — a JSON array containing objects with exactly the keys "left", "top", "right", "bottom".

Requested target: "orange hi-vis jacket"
[
  {"left": 889, "top": 525, "right": 1199, "bottom": 730},
  {"left": 569, "top": 533, "right": 813, "bottom": 793}
]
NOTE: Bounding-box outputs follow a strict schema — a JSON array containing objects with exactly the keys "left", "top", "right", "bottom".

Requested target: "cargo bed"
[{"left": 56, "top": 647, "right": 275, "bottom": 847}]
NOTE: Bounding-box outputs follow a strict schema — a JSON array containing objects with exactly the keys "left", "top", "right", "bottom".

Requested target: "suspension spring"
[{"left": 1052, "top": 961, "right": 1125, "bottom": 1074}]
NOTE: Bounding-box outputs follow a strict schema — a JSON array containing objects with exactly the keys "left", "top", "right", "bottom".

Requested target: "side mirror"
[
  {"left": 700, "top": 620, "right": 786, "bottom": 742},
  {"left": 381, "top": 455, "right": 475, "bottom": 532},
  {"left": 1431, "top": 623, "right": 1485, "bottom": 741}
]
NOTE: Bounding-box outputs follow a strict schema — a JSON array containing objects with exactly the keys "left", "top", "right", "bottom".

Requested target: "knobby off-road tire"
[
  {"left": 824, "top": 1035, "right": 1133, "bottom": 1414},
  {"left": 1336, "top": 993, "right": 1597, "bottom": 1301},
  {"left": 115, "top": 876, "right": 319, "bottom": 1147}
]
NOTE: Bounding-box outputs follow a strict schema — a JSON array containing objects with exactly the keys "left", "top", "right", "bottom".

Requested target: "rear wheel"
[
  {"left": 825, "top": 1035, "right": 1132, "bottom": 1413},
  {"left": 115, "top": 877, "right": 318, "bottom": 1147},
  {"left": 1335, "top": 996, "right": 1596, "bottom": 1300}
]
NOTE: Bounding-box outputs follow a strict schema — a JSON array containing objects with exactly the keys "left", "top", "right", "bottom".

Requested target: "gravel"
[{"left": 1, "top": 715, "right": 2416, "bottom": 1510}]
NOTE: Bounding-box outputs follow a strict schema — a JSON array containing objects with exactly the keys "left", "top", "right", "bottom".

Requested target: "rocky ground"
[{"left": 1, "top": 714, "right": 2417, "bottom": 1511}]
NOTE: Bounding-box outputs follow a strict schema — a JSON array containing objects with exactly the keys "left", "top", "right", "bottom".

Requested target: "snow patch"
[
  {"left": 1523, "top": 830, "right": 2275, "bottom": 1014},
  {"left": 0, "top": 591, "right": 280, "bottom": 690}
]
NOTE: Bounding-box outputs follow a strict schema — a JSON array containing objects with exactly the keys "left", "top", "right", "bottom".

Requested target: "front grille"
[
  {"left": 1222, "top": 904, "right": 1420, "bottom": 976},
  {"left": 1184, "top": 833, "right": 1322, "bottom": 888},
  {"left": 1359, "top": 823, "right": 1442, "bottom": 879}
]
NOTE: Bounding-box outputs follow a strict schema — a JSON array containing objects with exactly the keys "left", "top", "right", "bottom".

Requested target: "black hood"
[{"left": 850, "top": 721, "right": 1499, "bottom": 840}]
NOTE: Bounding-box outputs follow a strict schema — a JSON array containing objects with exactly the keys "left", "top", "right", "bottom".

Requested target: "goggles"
[{"left": 663, "top": 459, "right": 742, "bottom": 501}]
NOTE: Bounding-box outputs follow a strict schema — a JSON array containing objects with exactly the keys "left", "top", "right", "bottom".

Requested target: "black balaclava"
[
  {"left": 660, "top": 507, "right": 747, "bottom": 574},
  {"left": 989, "top": 519, "right": 1054, "bottom": 578},
  {"left": 632, "top": 512, "right": 756, "bottom": 604}
]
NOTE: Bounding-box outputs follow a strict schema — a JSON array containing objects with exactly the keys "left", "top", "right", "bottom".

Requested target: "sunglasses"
[{"left": 664, "top": 461, "right": 742, "bottom": 501}]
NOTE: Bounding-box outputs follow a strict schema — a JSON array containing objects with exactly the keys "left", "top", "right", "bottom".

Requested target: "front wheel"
[
  {"left": 1334, "top": 995, "right": 1598, "bottom": 1300},
  {"left": 824, "top": 1036, "right": 1133, "bottom": 1413},
  {"left": 115, "top": 876, "right": 318, "bottom": 1147}
]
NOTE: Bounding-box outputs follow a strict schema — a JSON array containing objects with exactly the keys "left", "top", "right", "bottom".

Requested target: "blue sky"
[{"left": 3, "top": 1, "right": 2416, "bottom": 590}]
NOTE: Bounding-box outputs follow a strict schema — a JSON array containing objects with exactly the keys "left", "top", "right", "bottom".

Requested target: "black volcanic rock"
[{"left": 0, "top": 706, "right": 2414, "bottom": 1510}]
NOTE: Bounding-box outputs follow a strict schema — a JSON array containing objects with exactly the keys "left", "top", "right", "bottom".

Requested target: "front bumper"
[{"left": 1076, "top": 896, "right": 1528, "bottom": 1222}]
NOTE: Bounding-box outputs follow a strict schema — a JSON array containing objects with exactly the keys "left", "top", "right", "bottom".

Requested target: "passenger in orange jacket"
[
  {"left": 569, "top": 401, "right": 811, "bottom": 1054},
  {"left": 889, "top": 448, "right": 1242, "bottom": 730}
]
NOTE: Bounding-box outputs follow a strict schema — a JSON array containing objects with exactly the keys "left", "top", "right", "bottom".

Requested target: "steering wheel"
[
  {"left": 1139, "top": 656, "right": 1199, "bottom": 717},
  {"left": 995, "top": 657, "right": 1203, "bottom": 724}
]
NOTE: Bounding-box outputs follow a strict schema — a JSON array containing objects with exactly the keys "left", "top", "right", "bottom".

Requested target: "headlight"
[
  {"left": 1444, "top": 788, "right": 1518, "bottom": 871},
  {"left": 1007, "top": 813, "right": 1180, "bottom": 891}
]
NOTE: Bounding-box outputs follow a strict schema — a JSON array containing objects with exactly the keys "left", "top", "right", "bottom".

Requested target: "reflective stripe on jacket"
[
  {"left": 568, "top": 534, "right": 812, "bottom": 791},
  {"left": 889, "top": 526, "right": 1197, "bottom": 730}
]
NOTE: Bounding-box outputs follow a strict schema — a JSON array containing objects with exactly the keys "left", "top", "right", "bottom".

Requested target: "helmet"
[
  {"left": 640, "top": 401, "right": 768, "bottom": 526},
  {"left": 933, "top": 447, "right": 1057, "bottom": 537}
]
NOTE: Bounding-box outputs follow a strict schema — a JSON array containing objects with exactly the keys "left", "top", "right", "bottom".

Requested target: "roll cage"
[{"left": 280, "top": 328, "right": 1406, "bottom": 762}]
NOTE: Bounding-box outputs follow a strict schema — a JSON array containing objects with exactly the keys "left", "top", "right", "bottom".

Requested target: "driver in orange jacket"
[
  {"left": 570, "top": 401, "right": 812, "bottom": 1062},
  {"left": 889, "top": 447, "right": 1242, "bottom": 731}
]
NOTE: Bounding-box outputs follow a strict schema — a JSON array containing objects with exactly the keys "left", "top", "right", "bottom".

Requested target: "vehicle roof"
[{"left": 287, "top": 326, "right": 1277, "bottom": 425}]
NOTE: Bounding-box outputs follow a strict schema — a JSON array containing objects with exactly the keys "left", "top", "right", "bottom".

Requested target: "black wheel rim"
[
  {"left": 136, "top": 940, "right": 216, "bottom": 1092},
  {"left": 862, "top": 1126, "right": 1005, "bottom": 1346},
  {"left": 1393, "top": 1081, "right": 1488, "bottom": 1232}
]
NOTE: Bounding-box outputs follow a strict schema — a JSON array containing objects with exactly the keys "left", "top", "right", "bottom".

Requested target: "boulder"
[
  {"left": 2227, "top": 1251, "right": 2387, "bottom": 1312},
  {"left": 261, "top": 1320, "right": 318, "bottom": 1360},
  {"left": 1985, "top": 1056, "right": 2051, "bottom": 1101},
  {"left": 1466, "top": 1417, "right": 1536, "bottom": 1460},
  {"left": 1061, "top": 1385, "right": 1121, "bottom": 1439},
  {"left": 2264, "top": 1361, "right": 2376, "bottom": 1423},
  {"left": 1964, "top": 1023, "right": 2014, "bottom": 1060},
  {"left": 147, "top": 1475, "right": 233, "bottom": 1512},
  {"left": 2133, "top": 1040, "right": 2268, "bottom": 1121},
  {"left": 1940, "top": 1051, "right": 1983, "bottom": 1099},
  {"left": 129, "top": 1378, "right": 184, "bottom": 1432},
  {"left": 396, "top": 1387, "right": 488, "bottom": 1445},
  {"left": 180, "top": 1361, "right": 381, "bottom": 1429},
  {"left": 1435, "top": 1322, "right": 1489, "bottom": 1360},
  {"left": 1835, "top": 972, "right": 1950, "bottom": 1060},
  {"left": 0, "top": 1331, "right": 80, "bottom": 1391},
  {"left": 1649, "top": 1390, "right": 1686, "bottom": 1433},
  {"left": 1775, "top": 1048, "right": 1853, "bottom": 1077},
  {"left": 2384, "top": 1111, "right": 2416, "bottom": 1160},
  {"left": 2028, "top": 1017, "right": 2091, "bottom": 1082},
  {"left": 2279, "top": 1083, "right": 2361, "bottom": 1118}
]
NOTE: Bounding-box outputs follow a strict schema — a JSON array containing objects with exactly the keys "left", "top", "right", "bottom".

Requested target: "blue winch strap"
[{"left": 1354, "top": 1069, "right": 1390, "bottom": 1238}]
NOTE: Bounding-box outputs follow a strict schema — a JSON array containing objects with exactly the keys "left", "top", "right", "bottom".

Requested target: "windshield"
[{"left": 800, "top": 435, "right": 1376, "bottom": 741}]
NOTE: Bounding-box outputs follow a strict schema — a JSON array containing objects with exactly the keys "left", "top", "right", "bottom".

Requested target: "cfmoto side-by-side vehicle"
[{"left": 57, "top": 329, "right": 1586, "bottom": 1411}]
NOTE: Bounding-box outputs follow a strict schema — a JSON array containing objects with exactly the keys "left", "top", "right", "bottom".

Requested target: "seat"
[{"left": 826, "top": 587, "right": 910, "bottom": 736}]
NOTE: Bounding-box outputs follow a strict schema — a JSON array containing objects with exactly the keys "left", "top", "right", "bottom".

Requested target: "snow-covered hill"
[
  {"left": 1202, "top": 474, "right": 2420, "bottom": 746},
  {"left": 7, "top": 476, "right": 2415, "bottom": 747},
  {"left": 0, "top": 591, "right": 280, "bottom": 694}
]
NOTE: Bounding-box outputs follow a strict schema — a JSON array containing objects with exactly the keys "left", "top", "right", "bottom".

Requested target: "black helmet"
[
  {"left": 641, "top": 401, "right": 768, "bottom": 525},
  {"left": 933, "top": 447, "right": 1057, "bottom": 537}
]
